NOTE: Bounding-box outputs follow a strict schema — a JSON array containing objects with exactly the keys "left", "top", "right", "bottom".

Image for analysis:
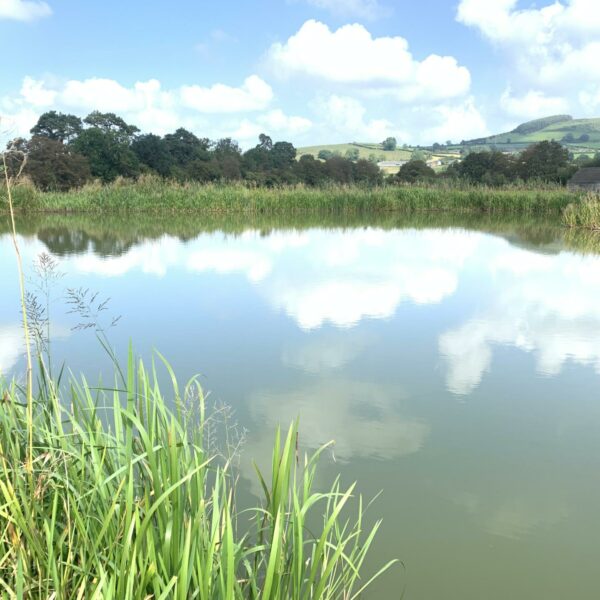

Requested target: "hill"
[{"left": 460, "top": 115, "right": 600, "bottom": 156}]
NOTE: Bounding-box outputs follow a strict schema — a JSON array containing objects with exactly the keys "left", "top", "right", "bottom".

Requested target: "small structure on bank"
[{"left": 568, "top": 167, "right": 600, "bottom": 192}]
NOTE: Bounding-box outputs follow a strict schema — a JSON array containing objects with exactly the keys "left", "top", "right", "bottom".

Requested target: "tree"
[
  {"left": 270, "top": 141, "right": 296, "bottom": 169},
  {"left": 24, "top": 136, "right": 90, "bottom": 190},
  {"left": 382, "top": 137, "right": 397, "bottom": 151},
  {"left": 318, "top": 149, "right": 334, "bottom": 160},
  {"left": 344, "top": 148, "right": 360, "bottom": 161},
  {"left": 451, "top": 150, "right": 516, "bottom": 185},
  {"left": 294, "top": 154, "right": 326, "bottom": 186},
  {"left": 258, "top": 133, "right": 273, "bottom": 150},
  {"left": 164, "top": 128, "right": 211, "bottom": 166},
  {"left": 324, "top": 156, "right": 354, "bottom": 184},
  {"left": 518, "top": 141, "right": 569, "bottom": 182},
  {"left": 214, "top": 138, "right": 241, "bottom": 157},
  {"left": 353, "top": 159, "right": 382, "bottom": 185},
  {"left": 30, "top": 111, "right": 83, "bottom": 143},
  {"left": 83, "top": 111, "right": 140, "bottom": 144},
  {"left": 131, "top": 134, "right": 174, "bottom": 177},
  {"left": 411, "top": 149, "right": 428, "bottom": 161},
  {"left": 72, "top": 128, "right": 140, "bottom": 182},
  {"left": 396, "top": 160, "right": 435, "bottom": 183}
]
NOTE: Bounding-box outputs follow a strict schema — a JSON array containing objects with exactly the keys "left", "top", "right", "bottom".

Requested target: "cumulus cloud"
[
  {"left": 0, "top": 0, "right": 51, "bottom": 21},
  {"left": 232, "top": 109, "right": 313, "bottom": 146},
  {"left": 268, "top": 20, "right": 471, "bottom": 101},
  {"left": 500, "top": 88, "right": 570, "bottom": 120},
  {"left": 457, "top": 0, "right": 600, "bottom": 114},
  {"left": 1, "top": 74, "right": 312, "bottom": 144},
  {"left": 316, "top": 94, "right": 396, "bottom": 141},
  {"left": 421, "top": 97, "right": 489, "bottom": 143},
  {"left": 180, "top": 75, "right": 273, "bottom": 113}
]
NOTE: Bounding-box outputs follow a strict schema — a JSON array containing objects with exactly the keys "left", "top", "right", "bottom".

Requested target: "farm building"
[{"left": 568, "top": 167, "right": 600, "bottom": 192}]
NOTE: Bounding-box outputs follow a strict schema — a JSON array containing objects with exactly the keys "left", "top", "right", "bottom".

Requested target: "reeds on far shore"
[
  {"left": 0, "top": 174, "right": 583, "bottom": 216},
  {"left": 563, "top": 193, "right": 600, "bottom": 230}
]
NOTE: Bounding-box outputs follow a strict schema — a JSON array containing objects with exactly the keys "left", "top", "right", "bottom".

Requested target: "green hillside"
[{"left": 462, "top": 115, "right": 600, "bottom": 154}]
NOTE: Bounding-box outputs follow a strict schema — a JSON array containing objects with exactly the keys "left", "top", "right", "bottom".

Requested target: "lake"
[{"left": 2, "top": 213, "right": 600, "bottom": 599}]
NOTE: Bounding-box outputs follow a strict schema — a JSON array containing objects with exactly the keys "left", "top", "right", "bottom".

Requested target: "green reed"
[
  {"left": 0, "top": 351, "right": 396, "bottom": 599},
  {"left": 1, "top": 175, "right": 582, "bottom": 216},
  {"left": 563, "top": 193, "right": 600, "bottom": 230}
]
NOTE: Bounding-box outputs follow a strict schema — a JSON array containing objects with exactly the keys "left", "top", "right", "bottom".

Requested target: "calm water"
[{"left": 2, "top": 214, "right": 600, "bottom": 599}]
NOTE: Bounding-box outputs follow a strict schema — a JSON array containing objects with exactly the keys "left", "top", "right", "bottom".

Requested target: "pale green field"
[{"left": 297, "top": 142, "right": 413, "bottom": 162}]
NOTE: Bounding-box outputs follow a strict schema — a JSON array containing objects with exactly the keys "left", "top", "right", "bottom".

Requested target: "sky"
[{"left": 1, "top": 0, "right": 600, "bottom": 147}]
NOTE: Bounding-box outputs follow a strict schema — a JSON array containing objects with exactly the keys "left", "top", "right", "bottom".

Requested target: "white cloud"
[
  {"left": 303, "top": 0, "right": 388, "bottom": 20},
  {"left": 0, "top": 0, "right": 51, "bottom": 21},
  {"left": 268, "top": 20, "right": 471, "bottom": 101},
  {"left": 457, "top": 0, "right": 600, "bottom": 114},
  {"left": 180, "top": 75, "right": 273, "bottom": 113},
  {"left": 232, "top": 109, "right": 313, "bottom": 146},
  {"left": 422, "top": 98, "right": 489, "bottom": 144},
  {"left": 440, "top": 243, "right": 600, "bottom": 395},
  {"left": 1, "top": 74, "right": 314, "bottom": 144},
  {"left": 500, "top": 88, "right": 570, "bottom": 120},
  {"left": 316, "top": 94, "right": 396, "bottom": 141}
]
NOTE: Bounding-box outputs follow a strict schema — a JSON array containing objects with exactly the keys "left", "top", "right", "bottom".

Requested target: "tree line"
[
  {"left": 4, "top": 110, "right": 596, "bottom": 191},
  {"left": 4, "top": 110, "right": 381, "bottom": 190}
]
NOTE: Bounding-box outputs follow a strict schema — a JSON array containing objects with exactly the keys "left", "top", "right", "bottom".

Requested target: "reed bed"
[
  {"left": 563, "top": 193, "right": 600, "bottom": 230},
  {"left": 1, "top": 175, "right": 582, "bottom": 216},
  {"left": 0, "top": 352, "right": 395, "bottom": 598}
]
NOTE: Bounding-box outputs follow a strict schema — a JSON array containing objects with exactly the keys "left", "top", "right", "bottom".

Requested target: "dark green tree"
[
  {"left": 353, "top": 159, "right": 382, "bottom": 185},
  {"left": 30, "top": 111, "right": 83, "bottom": 143},
  {"left": 72, "top": 128, "right": 140, "bottom": 182},
  {"left": 132, "top": 134, "right": 174, "bottom": 177},
  {"left": 24, "top": 136, "right": 91, "bottom": 190},
  {"left": 294, "top": 154, "right": 326, "bottom": 186},
  {"left": 270, "top": 141, "right": 296, "bottom": 169},
  {"left": 164, "top": 128, "right": 211, "bottom": 166},
  {"left": 518, "top": 141, "right": 569, "bottom": 182},
  {"left": 382, "top": 137, "right": 397, "bottom": 151},
  {"left": 396, "top": 160, "right": 435, "bottom": 183},
  {"left": 83, "top": 111, "right": 140, "bottom": 144}
]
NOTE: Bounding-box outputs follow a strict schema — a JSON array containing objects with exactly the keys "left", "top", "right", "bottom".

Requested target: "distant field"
[{"left": 297, "top": 142, "right": 413, "bottom": 162}]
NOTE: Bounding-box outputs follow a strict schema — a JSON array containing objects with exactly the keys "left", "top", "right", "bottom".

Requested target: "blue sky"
[{"left": 1, "top": 0, "right": 600, "bottom": 147}]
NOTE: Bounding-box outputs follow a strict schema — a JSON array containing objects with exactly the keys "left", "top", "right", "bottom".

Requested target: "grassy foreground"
[
  {"left": 0, "top": 353, "right": 395, "bottom": 598},
  {"left": 1, "top": 176, "right": 583, "bottom": 216}
]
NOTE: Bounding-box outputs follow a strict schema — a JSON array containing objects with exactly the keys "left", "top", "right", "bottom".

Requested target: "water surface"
[{"left": 2, "top": 214, "right": 600, "bottom": 599}]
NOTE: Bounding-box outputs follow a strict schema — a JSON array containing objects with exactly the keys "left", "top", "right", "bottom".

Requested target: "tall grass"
[
  {"left": 1, "top": 175, "right": 583, "bottom": 216},
  {"left": 563, "top": 193, "right": 600, "bottom": 230},
  {"left": 0, "top": 353, "right": 395, "bottom": 598}
]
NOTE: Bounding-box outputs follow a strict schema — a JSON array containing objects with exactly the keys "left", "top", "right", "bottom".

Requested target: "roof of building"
[{"left": 569, "top": 167, "right": 600, "bottom": 185}]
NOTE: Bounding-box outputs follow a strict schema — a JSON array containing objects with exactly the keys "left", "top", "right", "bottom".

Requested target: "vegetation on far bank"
[
  {"left": 3, "top": 109, "right": 599, "bottom": 194},
  {"left": 1, "top": 175, "right": 584, "bottom": 216}
]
